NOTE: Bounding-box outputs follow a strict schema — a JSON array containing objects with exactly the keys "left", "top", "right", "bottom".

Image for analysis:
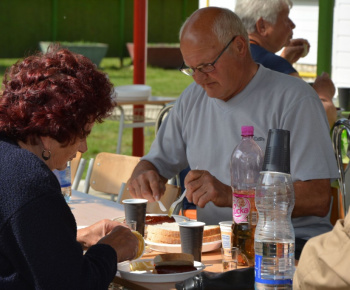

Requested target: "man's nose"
[
  {"left": 192, "top": 70, "right": 208, "bottom": 83},
  {"left": 289, "top": 18, "right": 296, "bottom": 29}
]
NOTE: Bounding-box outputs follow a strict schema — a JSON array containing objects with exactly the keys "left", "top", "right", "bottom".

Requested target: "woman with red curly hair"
[{"left": 0, "top": 45, "right": 139, "bottom": 289}]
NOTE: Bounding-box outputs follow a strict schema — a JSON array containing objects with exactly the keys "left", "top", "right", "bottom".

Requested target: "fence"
[{"left": 0, "top": 0, "right": 197, "bottom": 58}]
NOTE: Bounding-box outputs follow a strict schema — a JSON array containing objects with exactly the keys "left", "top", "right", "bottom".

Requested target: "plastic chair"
[
  {"left": 70, "top": 152, "right": 82, "bottom": 182},
  {"left": 108, "top": 104, "right": 164, "bottom": 154},
  {"left": 70, "top": 152, "right": 87, "bottom": 190},
  {"left": 83, "top": 152, "right": 140, "bottom": 201},
  {"left": 155, "top": 101, "right": 180, "bottom": 187},
  {"left": 332, "top": 118, "right": 350, "bottom": 218},
  {"left": 155, "top": 101, "right": 176, "bottom": 135}
]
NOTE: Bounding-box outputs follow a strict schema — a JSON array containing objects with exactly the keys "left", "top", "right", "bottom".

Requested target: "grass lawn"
[{"left": 0, "top": 57, "right": 193, "bottom": 177}]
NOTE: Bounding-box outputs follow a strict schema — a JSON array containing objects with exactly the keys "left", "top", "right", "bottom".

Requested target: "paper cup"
[
  {"left": 122, "top": 199, "right": 148, "bottom": 236},
  {"left": 219, "top": 221, "right": 233, "bottom": 256},
  {"left": 178, "top": 221, "right": 205, "bottom": 262}
]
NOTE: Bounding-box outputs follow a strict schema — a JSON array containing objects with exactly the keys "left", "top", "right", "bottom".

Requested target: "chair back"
[
  {"left": 118, "top": 182, "right": 181, "bottom": 214},
  {"left": 71, "top": 152, "right": 82, "bottom": 182},
  {"left": 155, "top": 101, "right": 176, "bottom": 135},
  {"left": 332, "top": 118, "right": 350, "bottom": 218},
  {"left": 71, "top": 152, "right": 87, "bottom": 190},
  {"left": 154, "top": 102, "right": 180, "bottom": 187},
  {"left": 88, "top": 152, "right": 140, "bottom": 197}
]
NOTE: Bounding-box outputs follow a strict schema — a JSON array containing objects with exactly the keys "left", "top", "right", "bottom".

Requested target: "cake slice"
[{"left": 146, "top": 223, "right": 220, "bottom": 244}]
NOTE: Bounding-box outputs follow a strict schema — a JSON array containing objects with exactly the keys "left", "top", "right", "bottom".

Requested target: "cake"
[{"left": 146, "top": 223, "right": 221, "bottom": 244}]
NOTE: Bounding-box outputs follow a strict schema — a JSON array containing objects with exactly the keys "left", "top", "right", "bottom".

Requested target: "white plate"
[
  {"left": 146, "top": 239, "right": 221, "bottom": 253},
  {"left": 117, "top": 259, "right": 205, "bottom": 283}
]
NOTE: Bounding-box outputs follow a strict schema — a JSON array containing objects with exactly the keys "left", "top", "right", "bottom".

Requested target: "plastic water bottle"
[
  {"left": 230, "top": 126, "right": 263, "bottom": 266},
  {"left": 254, "top": 129, "right": 295, "bottom": 289},
  {"left": 53, "top": 162, "right": 72, "bottom": 203}
]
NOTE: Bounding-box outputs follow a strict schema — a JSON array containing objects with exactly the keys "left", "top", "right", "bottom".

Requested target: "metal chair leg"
[{"left": 83, "top": 158, "right": 95, "bottom": 194}]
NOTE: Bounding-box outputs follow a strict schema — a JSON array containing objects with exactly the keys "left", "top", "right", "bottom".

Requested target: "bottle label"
[
  {"left": 232, "top": 192, "right": 253, "bottom": 223},
  {"left": 255, "top": 255, "right": 293, "bottom": 285}
]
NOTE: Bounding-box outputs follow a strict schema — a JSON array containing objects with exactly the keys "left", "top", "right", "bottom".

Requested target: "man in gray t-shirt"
[{"left": 127, "top": 7, "right": 339, "bottom": 254}]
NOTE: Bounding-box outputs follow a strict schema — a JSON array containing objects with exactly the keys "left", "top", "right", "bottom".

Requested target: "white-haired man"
[
  {"left": 128, "top": 7, "right": 339, "bottom": 259},
  {"left": 235, "top": 0, "right": 337, "bottom": 127}
]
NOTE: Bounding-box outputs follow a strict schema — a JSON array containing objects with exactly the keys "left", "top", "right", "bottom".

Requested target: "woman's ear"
[{"left": 40, "top": 136, "right": 52, "bottom": 151}]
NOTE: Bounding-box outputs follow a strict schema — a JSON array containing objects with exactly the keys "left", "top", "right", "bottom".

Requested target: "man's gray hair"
[
  {"left": 179, "top": 7, "right": 249, "bottom": 45},
  {"left": 235, "top": 0, "right": 293, "bottom": 33}
]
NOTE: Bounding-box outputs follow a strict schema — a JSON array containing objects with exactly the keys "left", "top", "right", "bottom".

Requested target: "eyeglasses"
[{"left": 179, "top": 35, "right": 238, "bottom": 76}]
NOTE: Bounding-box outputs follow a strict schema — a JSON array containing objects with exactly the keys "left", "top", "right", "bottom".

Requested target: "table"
[
  {"left": 70, "top": 189, "right": 124, "bottom": 226},
  {"left": 110, "top": 96, "right": 177, "bottom": 155},
  {"left": 70, "top": 190, "right": 246, "bottom": 290}
]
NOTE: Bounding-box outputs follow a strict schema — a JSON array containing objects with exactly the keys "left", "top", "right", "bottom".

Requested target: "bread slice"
[
  {"left": 154, "top": 253, "right": 194, "bottom": 266},
  {"left": 146, "top": 223, "right": 220, "bottom": 244}
]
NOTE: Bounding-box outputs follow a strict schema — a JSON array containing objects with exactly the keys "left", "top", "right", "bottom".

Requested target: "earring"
[{"left": 42, "top": 149, "right": 51, "bottom": 161}]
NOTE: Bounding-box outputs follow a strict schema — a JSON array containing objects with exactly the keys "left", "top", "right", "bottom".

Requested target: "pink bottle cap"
[{"left": 241, "top": 126, "right": 254, "bottom": 136}]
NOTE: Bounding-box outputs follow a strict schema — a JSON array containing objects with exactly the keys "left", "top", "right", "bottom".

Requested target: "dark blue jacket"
[{"left": 0, "top": 135, "right": 117, "bottom": 289}]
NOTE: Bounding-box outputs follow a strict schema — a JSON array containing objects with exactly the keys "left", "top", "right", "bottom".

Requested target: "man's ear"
[
  {"left": 235, "top": 35, "right": 249, "bottom": 56},
  {"left": 256, "top": 17, "right": 266, "bottom": 35}
]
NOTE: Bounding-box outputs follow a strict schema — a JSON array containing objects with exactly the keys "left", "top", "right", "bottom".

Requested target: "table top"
[{"left": 70, "top": 190, "right": 124, "bottom": 226}]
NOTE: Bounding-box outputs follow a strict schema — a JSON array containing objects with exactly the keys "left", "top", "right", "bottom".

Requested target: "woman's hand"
[
  {"left": 77, "top": 219, "right": 127, "bottom": 250},
  {"left": 98, "top": 226, "right": 139, "bottom": 263}
]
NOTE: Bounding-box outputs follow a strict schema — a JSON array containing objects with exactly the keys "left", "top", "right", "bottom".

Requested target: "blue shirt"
[{"left": 250, "top": 43, "right": 297, "bottom": 75}]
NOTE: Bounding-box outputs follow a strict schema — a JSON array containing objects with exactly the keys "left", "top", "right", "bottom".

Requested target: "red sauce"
[
  {"left": 145, "top": 215, "right": 176, "bottom": 225},
  {"left": 155, "top": 265, "right": 197, "bottom": 274}
]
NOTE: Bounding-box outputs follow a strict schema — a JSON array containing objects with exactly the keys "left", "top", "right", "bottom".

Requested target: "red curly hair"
[{"left": 0, "top": 44, "right": 116, "bottom": 145}]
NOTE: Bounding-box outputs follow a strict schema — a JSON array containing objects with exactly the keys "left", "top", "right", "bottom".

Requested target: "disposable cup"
[
  {"left": 262, "top": 129, "right": 290, "bottom": 174},
  {"left": 122, "top": 199, "right": 148, "bottom": 236},
  {"left": 338, "top": 87, "right": 350, "bottom": 111},
  {"left": 219, "top": 221, "right": 233, "bottom": 256},
  {"left": 126, "top": 220, "right": 137, "bottom": 231},
  {"left": 178, "top": 221, "right": 205, "bottom": 262},
  {"left": 221, "top": 247, "right": 239, "bottom": 272}
]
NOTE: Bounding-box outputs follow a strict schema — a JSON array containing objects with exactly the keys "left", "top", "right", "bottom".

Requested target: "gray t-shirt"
[{"left": 143, "top": 65, "right": 339, "bottom": 240}]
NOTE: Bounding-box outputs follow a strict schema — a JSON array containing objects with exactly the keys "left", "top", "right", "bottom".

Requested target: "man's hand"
[
  {"left": 128, "top": 160, "right": 167, "bottom": 202},
  {"left": 184, "top": 169, "right": 232, "bottom": 208},
  {"left": 281, "top": 38, "right": 310, "bottom": 64}
]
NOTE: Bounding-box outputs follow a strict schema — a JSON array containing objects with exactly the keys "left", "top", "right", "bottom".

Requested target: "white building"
[{"left": 199, "top": 0, "right": 350, "bottom": 92}]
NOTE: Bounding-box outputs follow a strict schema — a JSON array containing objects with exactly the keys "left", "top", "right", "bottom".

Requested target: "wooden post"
[{"left": 132, "top": 0, "right": 148, "bottom": 157}]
